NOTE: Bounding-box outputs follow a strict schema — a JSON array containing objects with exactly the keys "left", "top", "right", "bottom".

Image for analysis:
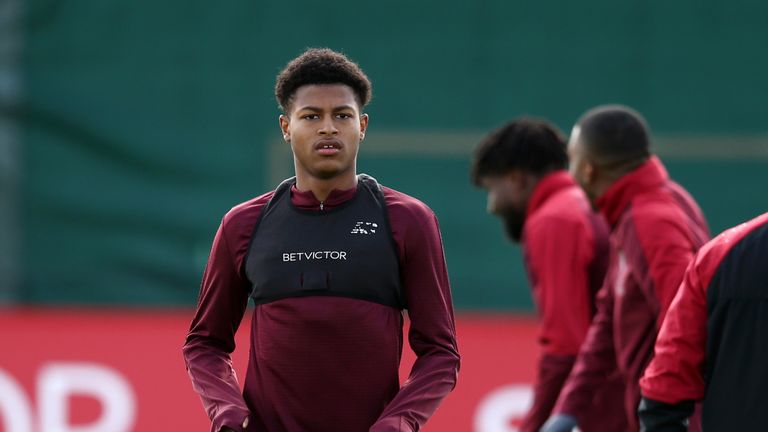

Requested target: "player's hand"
[
  {"left": 540, "top": 413, "right": 578, "bottom": 432},
  {"left": 219, "top": 414, "right": 249, "bottom": 431}
]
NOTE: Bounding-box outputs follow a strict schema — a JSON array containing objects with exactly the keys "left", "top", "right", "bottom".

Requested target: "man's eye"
[
  {"left": 302, "top": 114, "right": 319, "bottom": 120},
  {"left": 336, "top": 113, "right": 353, "bottom": 119}
]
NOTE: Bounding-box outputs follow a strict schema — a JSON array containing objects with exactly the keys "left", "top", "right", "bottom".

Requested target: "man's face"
[
  {"left": 481, "top": 173, "right": 531, "bottom": 242},
  {"left": 279, "top": 84, "right": 368, "bottom": 181},
  {"left": 567, "top": 126, "right": 596, "bottom": 202}
]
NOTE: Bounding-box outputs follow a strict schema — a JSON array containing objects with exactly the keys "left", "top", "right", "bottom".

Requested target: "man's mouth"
[{"left": 315, "top": 140, "right": 342, "bottom": 155}]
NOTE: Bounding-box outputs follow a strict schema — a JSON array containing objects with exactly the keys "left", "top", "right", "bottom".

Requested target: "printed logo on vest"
[
  {"left": 282, "top": 251, "right": 348, "bottom": 262},
  {"left": 351, "top": 221, "right": 377, "bottom": 235}
]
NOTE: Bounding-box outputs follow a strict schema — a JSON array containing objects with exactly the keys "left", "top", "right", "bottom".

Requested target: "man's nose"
[{"left": 319, "top": 117, "right": 338, "bottom": 135}]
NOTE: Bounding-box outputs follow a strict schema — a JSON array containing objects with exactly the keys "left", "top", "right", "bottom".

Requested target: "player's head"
[
  {"left": 276, "top": 48, "right": 372, "bottom": 181},
  {"left": 568, "top": 104, "right": 651, "bottom": 203},
  {"left": 471, "top": 117, "right": 568, "bottom": 242}
]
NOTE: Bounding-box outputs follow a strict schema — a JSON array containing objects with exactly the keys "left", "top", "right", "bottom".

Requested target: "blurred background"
[{"left": 1, "top": 1, "right": 766, "bottom": 431}]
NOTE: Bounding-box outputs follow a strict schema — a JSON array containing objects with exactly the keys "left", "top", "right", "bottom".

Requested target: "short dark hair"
[
  {"left": 576, "top": 104, "right": 651, "bottom": 167},
  {"left": 275, "top": 48, "right": 372, "bottom": 113},
  {"left": 471, "top": 117, "right": 568, "bottom": 185}
]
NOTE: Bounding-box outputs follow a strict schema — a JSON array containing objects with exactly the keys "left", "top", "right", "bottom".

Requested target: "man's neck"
[
  {"left": 294, "top": 172, "right": 358, "bottom": 202},
  {"left": 587, "top": 179, "right": 612, "bottom": 207}
]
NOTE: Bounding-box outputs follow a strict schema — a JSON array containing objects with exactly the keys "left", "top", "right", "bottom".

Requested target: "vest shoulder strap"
[{"left": 243, "top": 176, "right": 295, "bottom": 269}]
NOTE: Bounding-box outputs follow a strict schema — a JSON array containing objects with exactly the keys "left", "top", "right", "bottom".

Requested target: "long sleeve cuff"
[
  {"left": 370, "top": 416, "right": 414, "bottom": 432},
  {"left": 212, "top": 407, "right": 250, "bottom": 432},
  {"left": 637, "top": 397, "right": 694, "bottom": 432}
]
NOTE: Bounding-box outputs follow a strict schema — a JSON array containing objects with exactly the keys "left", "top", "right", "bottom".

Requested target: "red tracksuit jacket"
[
  {"left": 554, "top": 156, "right": 709, "bottom": 431},
  {"left": 518, "top": 171, "right": 626, "bottom": 432},
  {"left": 639, "top": 212, "right": 768, "bottom": 431}
]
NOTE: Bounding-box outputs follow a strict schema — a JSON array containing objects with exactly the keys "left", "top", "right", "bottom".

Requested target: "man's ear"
[
  {"left": 279, "top": 114, "right": 290, "bottom": 143},
  {"left": 507, "top": 169, "right": 536, "bottom": 189},
  {"left": 359, "top": 113, "right": 369, "bottom": 141},
  {"left": 503, "top": 170, "right": 522, "bottom": 187},
  {"left": 583, "top": 160, "right": 596, "bottom": 185}
]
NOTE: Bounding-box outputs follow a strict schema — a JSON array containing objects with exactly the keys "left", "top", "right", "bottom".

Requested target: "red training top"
[
  {"left": 183, "top": 183, "right": 460, "bottom": 432},
  {"left": 554, "top": 156, "right": 709, "bottom": 431},
  {"left": 519, "top": 170, "right": 626, "bottom": 432}
]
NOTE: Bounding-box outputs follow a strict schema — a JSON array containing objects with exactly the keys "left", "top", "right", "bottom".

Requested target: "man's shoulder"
[
  {"left": 694, "top": 213, "right": 768, "bottom": 277},
  {"left": 221, "top": 190, "right": 276, "bottom": 232},
  {"left": 619, "top": 184, "right": 705, "bottom": 259},
  {"left": 381, "top": 186, "right": 436, "bottom": 223},
  {"left": 530, "top": 186, "right": 594, "bottom": 231},
  {"left": 626, "top": 198, "right": 689, "bottom": 236},
  {"left": 629, "top": 180, "right": 698, "bottom": 221}
]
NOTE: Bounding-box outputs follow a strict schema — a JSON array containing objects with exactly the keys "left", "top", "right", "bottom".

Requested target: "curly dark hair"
[
  {"left": 471, "top": 117, "right": 568, "bottom": 185},
  {"left": 275, "top": 48, "right": 372, "bottom": 113}
]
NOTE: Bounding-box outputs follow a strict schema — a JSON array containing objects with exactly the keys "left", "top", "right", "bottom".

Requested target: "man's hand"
[
  {"left": 540, "top": 413, "right": 578, "bottom": 432},
  {"left": 219, "top": 414, "right": 249, "bottom": 431}
]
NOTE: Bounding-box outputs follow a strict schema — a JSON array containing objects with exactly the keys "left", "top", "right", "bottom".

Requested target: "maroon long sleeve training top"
[
  {"left": 553, "top": 156, "right": 709, "bottom": 431},
  {"left": 183, "top": 183, "right": 459, "bottom": 432},
  {"left": 519, "top": 171, "right": 626, "bottom": 432}
]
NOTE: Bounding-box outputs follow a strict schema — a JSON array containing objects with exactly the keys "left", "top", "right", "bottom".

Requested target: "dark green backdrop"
[{"left": 8, "top": 0, "right": 768, "bottom": 309}]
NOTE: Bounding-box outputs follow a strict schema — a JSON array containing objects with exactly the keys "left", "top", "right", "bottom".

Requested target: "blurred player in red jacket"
[
  {"left": 471, "top": 118, "right": 626, "bottom": 432},
  {"left": 542, "top": 105, "right": 710, "bottom": 432},
  {"left": 639, "top": 212, "right": 768, "bottom": 431}
]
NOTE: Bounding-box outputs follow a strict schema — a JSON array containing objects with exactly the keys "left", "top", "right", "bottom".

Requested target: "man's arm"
[
  {"left": 521, "top": 215, "right": 597, "bottom": 430},
  {"left": 545, "top": 279, "right": 619, "bottom": 430},
  {"left": 521, "top": 355, "right": 577, "bottom": 432},
  {"left": 371, "top": 203, "right": 460, "bottom": 432},
  {"left": 631, "top": 211, "right": 704, "bottom": 329},
  {"left": 526, "top": 216, "right": 595, "bottom": 357},
  {"left": 182, "top": 218, "right": 252, "bottom": 432},
  {"left": 638, "top": 257, "right": 707, "bottom": 431}
]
